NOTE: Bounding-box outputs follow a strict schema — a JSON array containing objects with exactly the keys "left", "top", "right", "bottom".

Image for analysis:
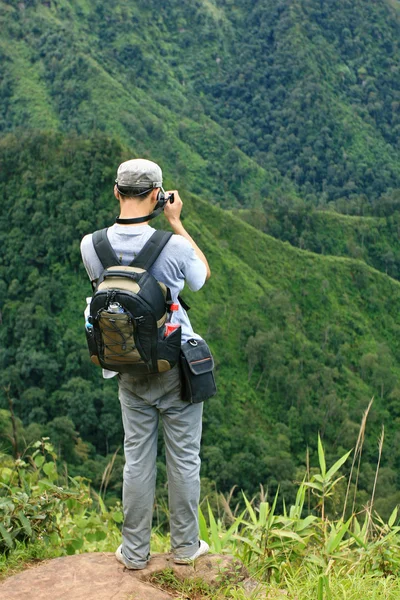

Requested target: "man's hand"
[
  {"left": 164, "top": 190, "right": 182, "bottom": 225},
  {"left": 163, "top": 189, "right": 211, "bottom": 280}
]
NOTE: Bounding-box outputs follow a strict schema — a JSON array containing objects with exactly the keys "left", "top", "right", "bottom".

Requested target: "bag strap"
[
  {"left": 130, "top": 230, "right": 173, "bottom": 270},
  {"left": 92, "top": 228, "right": 120, "bottom": 269}
]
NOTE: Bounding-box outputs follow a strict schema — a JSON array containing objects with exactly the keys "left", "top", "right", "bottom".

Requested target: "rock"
[
  {"left": 141, "top": 552, "right": 248, "bottom": 587},
  {"left": 0, "top": 551, "right": 258, "bottom": 600},
  {"left": 0, "top": 553, "right": 169, "bottom": 600}
]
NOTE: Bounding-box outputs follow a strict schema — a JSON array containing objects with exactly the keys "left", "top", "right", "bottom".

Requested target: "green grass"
[
  {"left": 0, "top": 540, "right": 56, "bottom": 581},
  {"left": 2, "top": 437, "right": 400, "bottom": 600},
  {"left": 148, "top": 569, "right": 400, "bottom": 599}
]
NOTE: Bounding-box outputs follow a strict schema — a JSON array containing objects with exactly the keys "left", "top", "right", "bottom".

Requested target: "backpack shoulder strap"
[
  {"left": 92, "top": 228, "right": 120, "bottom": 269},
  {"left": 131, "top": 230, "right": 173, "bottom": 270}
]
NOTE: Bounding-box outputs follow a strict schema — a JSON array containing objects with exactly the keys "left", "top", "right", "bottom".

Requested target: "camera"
[{"left": 157, "top": 190, "right": 174, "bottom": 209}]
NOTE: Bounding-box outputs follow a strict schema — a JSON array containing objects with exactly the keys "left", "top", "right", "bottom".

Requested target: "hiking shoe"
[
  {"left": 173, "top": 540, "right": 210, "bottom": 564},
  {"left": 115, "top": 545, "right": 147, "bottom": 570}
]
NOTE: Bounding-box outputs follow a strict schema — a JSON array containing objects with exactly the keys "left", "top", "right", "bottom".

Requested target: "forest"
[
  {"left": 1, "top": 0, "right": 400, "bottom": 544},
  {"left": 2, "top": 130, "right": 400, "bottom": 522}
]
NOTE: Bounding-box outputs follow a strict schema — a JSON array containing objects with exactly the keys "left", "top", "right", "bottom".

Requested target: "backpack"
[{"left": 84, "top": 228, "right": 182, "bottom": 375}]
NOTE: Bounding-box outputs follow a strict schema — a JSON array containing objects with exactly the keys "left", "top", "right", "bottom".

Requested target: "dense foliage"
[
  {"left": 1, "top": 0, "right": 400, "bottom": 205},
  {"left": 200, "top": 0, "right": 400, "bottom": 202},
  {"left": 3, "top": 437, "right": 400, "bottom": 600},
  {"left": 1, "top": 0, "right": 400, "bottom": 557},
  {"left": 2, "top": 132, "right": 400, "bottom": 519},
  {"left": 236, "top": 200, "right": 400, "bottom": 280}
]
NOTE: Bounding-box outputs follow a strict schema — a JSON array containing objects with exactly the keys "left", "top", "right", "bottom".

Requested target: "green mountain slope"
[
  {"left": 237, "top": 205, "right": 400, "bottom": 280},
  {"left": 1, "top": 0, "right": 400, "bottom": 203},
  {"left": 2, "top": 0, "right": 400, "bottom": 516},
  {"left": 0, "top": 0, "right": 296, "bottom": 207},
  {"left": 200, "top": 0, "right": 400, "bottom": 201},
  {"left": 2, "top": 131, "right": 400, "bottom": 515}
]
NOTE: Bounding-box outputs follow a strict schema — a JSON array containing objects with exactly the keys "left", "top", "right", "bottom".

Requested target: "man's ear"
[
  {"left": 114, "top": 184, "right": 121, "bottom": 201},
  {"left": 151, "top": 188, "right": 160, "bottom": 205}
]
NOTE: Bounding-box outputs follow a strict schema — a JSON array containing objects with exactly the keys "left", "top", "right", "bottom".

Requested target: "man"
[{"left": 80, "top": 159, "right": 211, "bottom": 569}]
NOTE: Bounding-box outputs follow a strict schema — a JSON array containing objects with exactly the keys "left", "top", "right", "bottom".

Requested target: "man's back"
[{"left": 81, "top": 223, "right": 207, "bottom": 343}]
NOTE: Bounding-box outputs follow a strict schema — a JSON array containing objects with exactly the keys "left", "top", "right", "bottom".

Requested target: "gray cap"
[{"left": 115, "top": 159, "right": 163, "bottom": 188}]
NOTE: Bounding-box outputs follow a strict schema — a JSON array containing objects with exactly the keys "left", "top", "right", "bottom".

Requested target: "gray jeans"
[{"left": 118, "top": 365, "right": 203, "bottom": 568}]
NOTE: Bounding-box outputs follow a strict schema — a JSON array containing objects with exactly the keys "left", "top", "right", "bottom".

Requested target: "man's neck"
[{"left": 118, "top": 199, "right": 154, "bottom": 226}]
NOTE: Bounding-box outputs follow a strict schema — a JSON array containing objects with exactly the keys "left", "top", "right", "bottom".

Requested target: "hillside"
[
  {"left": 2, "top": 131, "right": 400, "bottom": 516},
  {"left": 236, "top": 206, "right": 400, "bottom": 280},
  {"left": 200, "top": 0, "right": 400, "bottom": 201},
  {"left": 0, "top": 0, "right": 296, "bottom": 207},
  {"left": 1, "top": 0, "right": 400, "bottom": 204}
]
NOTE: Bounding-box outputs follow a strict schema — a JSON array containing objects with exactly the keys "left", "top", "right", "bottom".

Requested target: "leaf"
[
  {"left": 66, "top": 543, "right": 77, "bottom": 555},
  {"left": 0, "top": 468, "right": 13, "bottom": 483},
  {"left": 34, "top": 455, "right": 45, "bottom": 468},
  {"left": 318, "top": 434, "right": 326, "bottom": 478},
  {"left": 326, "top": 518, "right": 351, "bottom": 554},
  {"left": 319, "top": 575, "right": 332, "bottom": 600},
  {"left": 112, "top": 511, "right": 124, "bottom": 524},
  {"left": 95, "top": 529, "right": 107, "bottom": 542},
  {"left": 317, "top": 574, "right": 324, "bottom": 600},
  {"left": 43, "top": 462, "right": 56, "bottom": 478},
  {"left": 75, "top": 517, "right": 88, "bottom": 529},
  {"left": 293, "top": 481, "right": 306, "bottom": 517},
  {"left": 306, "top": 553, "right": 326, "bottom": 568},
  {"left": 198, "top": 507, "right": 210, "bottom": 546},
  {"left": 0, "top": 524, "right": 13, "bottom": 549},
  {"left": 259, "top": 502, "right": 268, "bottom": 526},
  {"left": 49, "top": 532, "right": 60, "bottom": 545},
  {"left": 269, "top": 529, "right": 306, "bottom": 544},
  {"left": 96, "top": 494, "right": 107, "bottom": 516},
  {"left": 70, "top": 537, "right": 84, "bottom": 550},
  {"left": 325, "top": 450, "right": 352, "bottom": 481},
  {"left": 349, "top": 531, "right": 368, "bottom": 550},
  {"left": 303, "top": 482, "right": 323, "bottom": 493},
  {"left": 313, "top": 474, "right": 325, "bottom": 484},
  {"left": 221, "top": 511, "right": 245, "bottom": 546},
  {"left": 242, "top": 492, "right": 258, "bottom": 525},
  {"left": 207, "top": 503, "right": 221, "bottom": 553},
  {"left": 18, "top": 512, "right": 32, "bottom": 537},
  {"left": 295, "top": 515, "right": 318, "bottom": 531},
  {"left": 267, "top": 489, "right": 279, "bottom": 529},
  {"left": 233, "top": 535, "right": 263, "bottom": 555},
  {"left": 353, "top": 517, "right": 361, "bottom": 537},
  {"left": 388, "top": 506, "right": 398, "bottom": 528},
  {"left": 85, "top": 530, "right": 107, "bottom": 543}
]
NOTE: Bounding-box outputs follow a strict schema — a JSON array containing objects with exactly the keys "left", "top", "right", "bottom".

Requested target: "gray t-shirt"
[{"left": 80, "top": 223, "right": 207, "bottom": 343}]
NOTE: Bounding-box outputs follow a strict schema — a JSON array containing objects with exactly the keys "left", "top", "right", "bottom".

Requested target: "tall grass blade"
[
  {"left": 242, "top": 491, "right": 258, "bottom": 525},
  {"left": 207, "top": 502, "right": 222, "bottom": 552},
  {"left": 318, "top": 434, "right": 326, "bottom": 478},
  {"left": 92, "top": 490, "right": 107, "bottom": 515},
  {"left": 267, "top": 489, "right": 279, "bottom": 530},
  {"left": 221, "top": 511, "right": 245, "bottom": 546},
  {"left": 369, "top": 425, "right": 384, "bottom": 533},
  {"left": 342, "top": 397, "right": 373, "bottom": 519},
  {"left": 259, "top": 501, "right": 268, "bottom": 526},
  {"left": 388, "top": 506, "right": 398, "bottom": 529},
  {"left": 198, "top": 506, "right": 210, "bottom": 546},
  {"left": 317, "top": 574, "right": 324, "bottom": 600}
]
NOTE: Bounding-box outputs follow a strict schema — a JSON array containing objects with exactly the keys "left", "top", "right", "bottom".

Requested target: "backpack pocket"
[
  {"left": 180, "top": 339, "right": 217, "bottom": 403},
  {"left": 157, "top": 325, "right": 182, "bottom": 372},
  {"left": 98, "top": 311, "right": 142, "bottom": 364},
  {"left": 85, "top": 321, "right": 100, "bottom": 365}
]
